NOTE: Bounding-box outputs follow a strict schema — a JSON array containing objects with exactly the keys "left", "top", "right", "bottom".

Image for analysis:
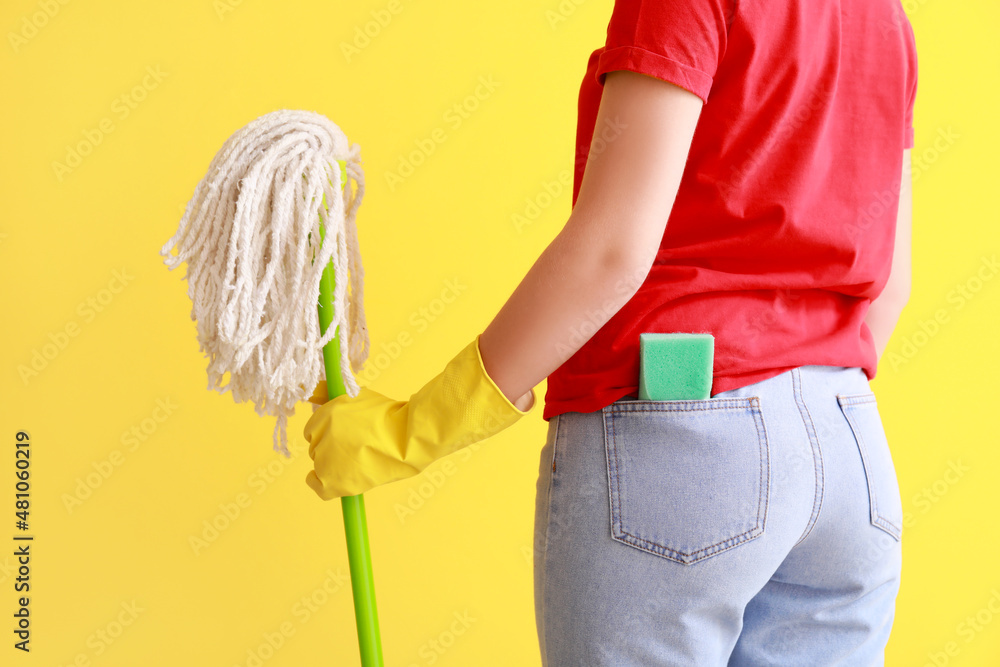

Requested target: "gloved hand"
[{"left": 303, "top": 334, "right": 536, "bottom": 499}]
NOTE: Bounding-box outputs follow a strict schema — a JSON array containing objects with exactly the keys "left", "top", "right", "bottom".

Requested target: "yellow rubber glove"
[{"left": 303, "top": 334, "right": 535, "bottom": 499}]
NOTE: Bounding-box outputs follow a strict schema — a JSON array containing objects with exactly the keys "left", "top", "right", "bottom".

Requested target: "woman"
[{"left": 304, "top": 0, "right": 917, "bottom": 664}]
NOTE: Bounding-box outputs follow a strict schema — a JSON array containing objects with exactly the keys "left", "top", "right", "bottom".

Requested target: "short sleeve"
[
  {"left": 902, "top": 20, "right": 918, "bottom": 149},
  {"left": 595, "top": 0, "right": 734, "bottom": 103}
]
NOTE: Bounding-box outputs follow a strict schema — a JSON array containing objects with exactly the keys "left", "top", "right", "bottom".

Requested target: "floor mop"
[{"left": 159, "top": 109, "right": 384, "bottom": 665}]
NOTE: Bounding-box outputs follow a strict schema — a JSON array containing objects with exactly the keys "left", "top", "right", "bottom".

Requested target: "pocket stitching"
[
  {"left": 837, "top": 393, "right": 902, "bottom": 542},
  {"left": 604, "top": 398, "right": 770, "bottom": 564},
  {"left": 607, "top": 396, "right": 762, "bottom": 414}
]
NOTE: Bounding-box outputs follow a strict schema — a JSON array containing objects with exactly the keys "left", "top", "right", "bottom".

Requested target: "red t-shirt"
[{"left": 543, "top": 0, "right": 918, "bottom": 421}]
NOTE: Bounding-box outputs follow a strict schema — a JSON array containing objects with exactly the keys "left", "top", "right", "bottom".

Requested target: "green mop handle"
[{"left": 315, "top": 160, "right": 384, "bottom": 667}]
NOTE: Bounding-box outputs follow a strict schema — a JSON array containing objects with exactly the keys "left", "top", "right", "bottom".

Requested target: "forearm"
[
  {"left": 864, "top": 294, "right": 910, "bottom": 364},
  {"left": 478, "top": 221, "right": 650, "bottom": 411}
]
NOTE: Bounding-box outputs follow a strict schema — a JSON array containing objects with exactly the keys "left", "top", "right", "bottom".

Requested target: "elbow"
[
  {"left": 558, "top": 210, "right": 658, "bottom": 299},
  {"left": 601, "top": 247, "right": 654, "bottom": 300}
]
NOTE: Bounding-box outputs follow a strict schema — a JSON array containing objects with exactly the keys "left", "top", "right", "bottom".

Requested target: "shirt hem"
[
  {"left": 541, "top": 364, "right": 875, "bottom": 422},
  {"left": 595, "top": 45, "right": 714, "bottom": 103}
]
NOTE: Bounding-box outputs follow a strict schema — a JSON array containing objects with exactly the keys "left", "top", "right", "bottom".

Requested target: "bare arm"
[
  {"left": 478, "top": 70, "right": 705, "bottom": 410},
  {"left": 865, "top": 149, "right": 913, "bottom": 363}
]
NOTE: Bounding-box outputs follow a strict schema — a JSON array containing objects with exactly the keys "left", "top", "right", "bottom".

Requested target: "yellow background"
[{"left": 1, "top": 0, "right": 997, "bottom": 665}]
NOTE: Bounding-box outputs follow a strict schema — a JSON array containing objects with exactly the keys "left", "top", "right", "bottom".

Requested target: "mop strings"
[{"left": 159, "top": 110, "right": 369, "bottom": 457}]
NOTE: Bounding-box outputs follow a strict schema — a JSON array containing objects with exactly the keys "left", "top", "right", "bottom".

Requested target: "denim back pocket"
[
  {"left": 837, "top": 393, "right": 903, "bottom": 541},
  {"left": 603, "top": 397, "right": 770, "bottom": 565}
]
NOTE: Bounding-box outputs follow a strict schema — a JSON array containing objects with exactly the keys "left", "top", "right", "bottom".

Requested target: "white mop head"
[{"left": 159, "top": 109, "right": 369, "bottom": 458}]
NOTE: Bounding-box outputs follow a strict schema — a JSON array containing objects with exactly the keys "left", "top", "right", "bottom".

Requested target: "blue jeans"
[{"left": 533, "top": 365, "right": 903, "bottom": 666}]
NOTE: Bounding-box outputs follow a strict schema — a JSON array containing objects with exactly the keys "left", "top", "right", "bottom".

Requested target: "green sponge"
[{"left": 638, "top": 333, "right": 715, "bottom": 400}]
